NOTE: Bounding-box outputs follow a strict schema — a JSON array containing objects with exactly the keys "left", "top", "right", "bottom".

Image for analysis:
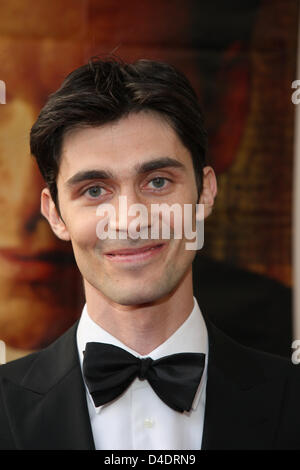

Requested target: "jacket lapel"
[
  {"left": 201, "top": 316, "right": 289, "bottom": 449},
  {"left": 1, "top": 322, "right": 95, "bottom": 450},
  {"left": 1, "top": 312, "right": 290, "bottom": 450}
]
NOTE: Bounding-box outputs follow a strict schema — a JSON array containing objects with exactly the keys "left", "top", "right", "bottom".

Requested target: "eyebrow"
[{"left": 65, "top": 157, "right": 186, "bottom": 188}]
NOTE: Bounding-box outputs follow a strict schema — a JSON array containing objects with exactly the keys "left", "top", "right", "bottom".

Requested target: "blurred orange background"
[{"left": 0, "top": 0, "right": 297, "bottom": 360}]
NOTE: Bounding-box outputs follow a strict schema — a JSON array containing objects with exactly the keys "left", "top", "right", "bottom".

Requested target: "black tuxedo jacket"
[{"left": 0, "top": 316, "right": 300, "bottom": 450}]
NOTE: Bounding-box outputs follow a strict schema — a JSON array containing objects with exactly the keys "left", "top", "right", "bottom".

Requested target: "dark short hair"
[{"left": 30, "top": 56, "right": 207, "bottom": 210}]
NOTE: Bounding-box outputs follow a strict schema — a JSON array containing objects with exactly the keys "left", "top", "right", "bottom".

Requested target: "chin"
[
  {"left": 104, "top": 277, "right": 180, "bottom": 307},
  {"left": 110, "top": 292, "right": 158, "bottom": 306}
]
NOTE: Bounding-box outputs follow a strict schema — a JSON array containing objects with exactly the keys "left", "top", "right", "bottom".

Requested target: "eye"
[
  {"left": 85, "top": 185, "right": 107, "bottom": 198},
  {"left": 147, "top": 177, "right": 170, "bottom": 190}
]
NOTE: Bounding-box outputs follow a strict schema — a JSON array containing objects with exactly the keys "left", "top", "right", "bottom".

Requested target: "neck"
[{"left": 83, "top": 268, "right": 194, "bottom": 355}]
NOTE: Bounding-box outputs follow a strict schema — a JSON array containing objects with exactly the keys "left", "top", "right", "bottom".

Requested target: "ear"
[
  {"left": 198, "top": 166, "right": 218, "bottom": 218},
  {"left": 41, "top": 187, "right": 70, "bottom": 241}
]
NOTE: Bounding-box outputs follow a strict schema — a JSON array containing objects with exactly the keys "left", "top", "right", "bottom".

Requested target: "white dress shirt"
[{"left": 76, "top": 296, "right": 208, "bottom": 450}]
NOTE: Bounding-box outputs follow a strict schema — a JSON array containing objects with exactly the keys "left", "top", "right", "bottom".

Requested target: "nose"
[{"left": 105, "top": 190, "right": 151, "bottom": 239}]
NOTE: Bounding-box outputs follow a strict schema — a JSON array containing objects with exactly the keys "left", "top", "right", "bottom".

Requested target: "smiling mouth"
[{"left": 104, "top": 243, "right": 166, "bottom": 262}]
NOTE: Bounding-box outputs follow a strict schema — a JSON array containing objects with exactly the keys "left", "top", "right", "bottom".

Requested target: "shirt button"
[{"left": 144, "top": 418, "right": 155, "bottom": 428}]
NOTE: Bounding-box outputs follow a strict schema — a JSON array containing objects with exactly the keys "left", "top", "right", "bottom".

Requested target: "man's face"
[{"left": 43, "top": 111, "right": 215, "bottom": 307}]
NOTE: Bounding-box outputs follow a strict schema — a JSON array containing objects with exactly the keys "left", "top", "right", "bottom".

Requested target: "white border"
[{"left": 292, "top": 8, "right": 300, "bottom": 340}]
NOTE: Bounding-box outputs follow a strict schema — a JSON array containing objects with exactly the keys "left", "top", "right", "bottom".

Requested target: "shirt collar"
[{"left": 77, "top": 296, "right": 208, "bottom": 413}]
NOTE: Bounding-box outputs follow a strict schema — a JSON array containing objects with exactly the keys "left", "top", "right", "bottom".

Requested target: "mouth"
[{"left": 104, "top": 242, "right": 166, "bottom": 263}]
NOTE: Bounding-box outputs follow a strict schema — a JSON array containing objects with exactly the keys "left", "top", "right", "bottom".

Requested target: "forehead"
[{"left": 58, "top": 111, "right": 193, "bottom": 181}]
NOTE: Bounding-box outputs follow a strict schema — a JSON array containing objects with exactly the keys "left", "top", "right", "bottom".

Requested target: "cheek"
[
  {"left": 66, "top": 212, "right": 98, "bottom": 250},
  {"left": 165, "top": 203, "right": 197, "bottom": 240}
]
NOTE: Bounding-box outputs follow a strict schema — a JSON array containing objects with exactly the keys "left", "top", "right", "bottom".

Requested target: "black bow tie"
[{"left": 82, "top": 342, "right": 206, "bottom": 413}]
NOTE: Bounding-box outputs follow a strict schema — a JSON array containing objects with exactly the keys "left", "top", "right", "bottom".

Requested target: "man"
[{"left": 0, "top": 57, "right": 299, "bottom": 450}]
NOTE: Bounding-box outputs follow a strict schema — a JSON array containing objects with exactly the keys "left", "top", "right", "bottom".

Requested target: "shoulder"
[
  {"left": 0, "top": 350, "right": 41, "bottom": 384},
  {"left": 0, "top": 320, "right": 79, "bottom": 389},
  {"left": 0, "top": 321, "right": 81, "bottom": 450},
  {"left": 205, "top": 314, "right": 298, "bottom": 388}
]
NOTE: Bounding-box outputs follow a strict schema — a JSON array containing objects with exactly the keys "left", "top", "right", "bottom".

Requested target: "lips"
[
  {"left": 104, "top": 243, "right": 167, "bottom": 263},
  {"left": 105, "top": 243, "right": 165, "bottom": 256}
]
